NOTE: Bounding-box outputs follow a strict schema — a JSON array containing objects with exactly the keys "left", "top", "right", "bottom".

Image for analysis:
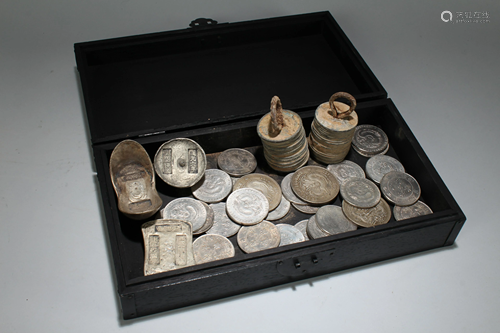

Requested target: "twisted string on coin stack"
[
  {"left": 309, "top": 92, "right": 358, "bottom": 164},
  {"left": 257, "top": 96, "right": 309, "bottom": 172}
]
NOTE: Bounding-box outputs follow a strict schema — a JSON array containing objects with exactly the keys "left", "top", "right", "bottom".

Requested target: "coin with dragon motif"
[{"left": 290, "top": 166, "right": 339, "bottom": 205}]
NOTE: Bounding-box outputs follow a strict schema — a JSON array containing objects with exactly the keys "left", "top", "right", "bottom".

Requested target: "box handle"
[
  {"left": 329, "top": 92, "right": 356, "bottom": 119},
  {"left": 189, "top": 18, "right": 218, "bottom": 29}
]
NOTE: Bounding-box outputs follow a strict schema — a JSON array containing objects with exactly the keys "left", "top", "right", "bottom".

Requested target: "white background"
[{"left": 1, "top": 0, "right": 499, "bottom": 332}]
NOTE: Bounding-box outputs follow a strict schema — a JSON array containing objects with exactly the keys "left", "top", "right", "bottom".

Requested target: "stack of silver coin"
[
  {"left": 309, "top": 92, "right": 358, "bottom": 164},
  {"left": 352, "top": 124, "right": 389, "bottom": 157},
  {"left": 257, "top": 96, "right": 309, "bottom": 172}
]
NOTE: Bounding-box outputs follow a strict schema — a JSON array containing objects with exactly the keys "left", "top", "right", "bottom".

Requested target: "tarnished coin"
[
  {"left": 191, "top": 169, "right": 232, "bottom": 203},
  {"left": 352, "top": 125, "right": 389, "bottom": 155},
  {"left": 233, "top": 174, "right": 282, "bottom": 211},
  {"left": 393, "top": 200, "right": 433, "bottom": 221},
  {"left": 353, "top": 143, "right": 390, "bottom": 157},
  {"left": 342, "top": 199, "right": 391, "bottom": 228},
  {"left": 281, "top": 173, "right": 308, "bottom": 205},
  {"left": 327, "top": 160, "right": 365, "bottom": 187},
  {"left": 161, "top": 197, "right": 207, "bottom": 233},
  {"left": 266, "top": 195, "right": 291, "bottom": 221},
  {"left": 294, "top": 220, "right": 310, "bottom": 241},
  {"left": 217, "top": 148, "right": 257, "bottom": 177},
  {"left": 276, "top": 224, "right": 305, "bottom": 246},
  {"left": 315, "top": 205, "right": 357, "bottom": 235},
  {"left": 380, "top": 171, "right": 421, "bottom": 206},
  {"left": 237, "top": 221, "right": 281, "bottom": 253},
  {"left": 291, "top": 202, "right": 320, "bottom": 215},
  {"left": 194, "top": 202, "right": 214, "bottom": 235},
  {"left": 226, "top": 188, "right": 269, "bottom": 225},
  {"left": 340, "top": 178, "right": 381, "bottom": 208},
  {"left": 193, "top": 234, "right": 235, "bottom": 264},
  {"left": 142, "top": 219, "right": 195, "bottom": 275},
  {"left": 306, "top": 215, "right": 329, "bottom": 239},
  {"left": 206, "top": 202, "right": 241, "bottom": 237},
  {"left": 291, "top": 166, "right": 340, "bottom": 205},
  {"left": 365, "top": 155, "right": 405, "bottom": 184},
  {"left": 154, "top": 138, "right": 207, "bottom": 188}
]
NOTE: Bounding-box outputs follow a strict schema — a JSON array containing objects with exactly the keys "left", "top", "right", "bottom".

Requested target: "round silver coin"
[
  {"left": 340, "top": 178, "right": 381, "bottom": 208},
  {"left": 306, "top": 215, "right": 329, "bottom": 239},
  {"left": 194, "top": 202, "right": 215, "bottom": 235},
  {"left": 352, "top": 125, "right": 389, "bottom": 155},
  {"left": 291, "top": 166, "right": 340, "bottom": 205},
  {"left": 315, "top": 205, "right": 357, "bottom": 235},
  {"left": 280, "top": 173, "right": 308, "bottom": 205},
  {"left": 193, "top": 234, "right": 235, "bottom": 264},
  {"left": 380, "top": 171, "right": 421, "bottom": 206},
  {"left": 393, "top": 200, "right": 433, "bottom": 221},
  {"left": 237, "top": 221, "right": 281, "bottom": 253},
  {"left": 342, "top": 199, "right": 392, "bottom": 228},
  {"left": 161, "top": 197, "right": 207, "bottom": 233},
  {"left": 233, "top": 174, "right": 282, "bottom": 211},
  {"left": 206, "top": 202, "right": 241, "bottom": 237},
  {"left": 294, "top": 220, "right": 310, "bottom": 241},
  {"left": 365, "top": 155, "right": 405, "bottom": 184},
  {"left": 276, "top": 224, "right": 305, "bottom": 246},
  {"left": 353, "top": 143, "right": 390, "bottom": 157},
  {"left": 226, "top": 188, "right": 269, "bottom": 225},
  {"left": 327, "top": 160, "right": 365, "bottom": 187},
  {"left": 291, "top": 202, "right": 320, "bottom": 215},
  {"left": 217, "top": 148, "right": 257, "bottom": 177},
  {"left": 191, "top": 169, "right": 232, "bottom": 203},
  {"left": 266, "top": 195, "right": 291, "bottom": 221},
  {"left": 154, "top": 138, "right": 207, "bottom": 188}
]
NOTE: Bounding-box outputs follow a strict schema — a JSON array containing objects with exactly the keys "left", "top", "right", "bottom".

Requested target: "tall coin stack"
[
  {"left": 257, "top": 96, "right": 309, "bottom": 172},
  {"left": 309, "top": 92, "right": 358, "bottom": 164}
]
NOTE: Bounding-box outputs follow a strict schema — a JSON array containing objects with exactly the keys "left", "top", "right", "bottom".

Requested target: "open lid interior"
[{"left": 75, "top": 12, "right": 386, "bottom": 144}]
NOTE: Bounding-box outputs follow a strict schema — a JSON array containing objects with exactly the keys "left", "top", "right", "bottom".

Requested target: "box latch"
[{"left": 277, "top": 253, "right": 325, "bottom": 277}]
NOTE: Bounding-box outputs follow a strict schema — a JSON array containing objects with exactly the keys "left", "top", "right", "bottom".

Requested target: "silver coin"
[
  {"left": 191, "top": 169, "right": 232, "bottom": 203},
  {"left": 237, "top": 221, "right": 281, "bottom": 253},
  {"left": 294, "top": 220, "right": 310, "bottom": 241},
  {"left": 340, "top": 178, "right": 381, "bottom": 208},
  {"left": 206, "top": 202, "right": 241, "bottom": 237},
  {"left": 353, "top": 143, "right": 390, "bottom": 157},
  {"left": 393, "top": 200, "right": 433, "bottom": 221},
  {"left": 161, "top": 197, "right": 207, "bottom": 233},
  {"left": 195, "top": 202, "right": 214, "bottom": 235},
  {"left": 291, "top": 166, "right": 340, "bottom": 205},
  {"left": 280, "top": 173, "right": 308, "bottom": 205},
  {"left": 327, "top": 160, "right": 365, "bottom": 187},
  {"left": 291, "top": 202, "right": 320, "bottom": 214},
  {"left": 352, "top": 125, "right": 389, "bottom": 155},
  {"left": 276, "top": 224, "right": 305, "bottom": 246},
  {"left": 193, "top": 234, "right": 235, "bottom": 264},
  {"left": 306, "top": 215, "right": 329, "bottom": 239},
  {"left": 315, "top": 205, "right": 357, "bottom": 235},
  {"left": 266, "top": 195, "right": 291, "bottom": 221},
  {"left": 217, "top": 148, "right": 258, "bottom": 176},
  {"left": 233, "top": 174, "right": 282, "bottom": 211},
  {"left": 380, "top": 171, "right": 421, "bottom": 206},
  {"left": 342, "top": 199, "right": 392, "bottom": 228},
  {"left": 226, "top": 188, "right": 269, "bottom": 225},
  {"left": 142, "top": 219, "right": 195, "bottom": 275},
  {"left": 365, "top": 155, "right": 405, "bottom": 184},
  {"left": 154, "top": 138, "right": 207, "bottom": 188}
]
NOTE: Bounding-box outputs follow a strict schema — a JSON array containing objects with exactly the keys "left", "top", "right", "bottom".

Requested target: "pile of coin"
[
  {"left": 352, "top": 124, "right": 389, "bottom": 157},
  {"left": 309, "top": 92, "right": 358, "bottom": 164},
  {"left": 257, "top": 96, "right": 309, "bottom": 172}
]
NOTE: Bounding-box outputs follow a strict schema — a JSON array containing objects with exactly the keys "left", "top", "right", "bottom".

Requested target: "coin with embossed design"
[
  {"left": 352, "top": 125, "right": 389, "bottom": 156},
  {"left": 237, "top": 221, "right": 281, "bottom": 253},
  {"left": 191, "top": 169, "right": 232, "bottom": 203},
  {"left": 233, "top": 174, "right": 281, "bottom": 211},
  {"left": 266, "top": 195, "right": 291, "bottom": 221},
  {"left": 294, "top": 220, "right": 310, "bottom": 241},
  {"left": 340, "top": 178, "right": 381, "bottom": 208},
  {"left": 193, "top": 234, "right": 235, "bottom": 264},
  {"left": 226, "top": 188, "right": 269, "bottom": 225},
  {"left": 161, "top": 197, "right": 207, "bottom": 233},
  {"left": 206, "top": 202, "right": 241, "bottom": 237},
  {"left": 217, "top": 148, "right": 257, "bottom": 177},
  {"left": 380, "top": 171, "right": 420, "bottom": 206},
  {"left": 281, "top": 173, "right": 308, "bottom": 205},
  {"left": 306, "top": 215, "right": 329, "bottom": 239},
  {"left": 154, "top": 138, "right": 207, "bottom": 188},
  {"left": 291, "top": 202, "right": 320, "bottom": 214},
  {"left": 315, "top": 205, "right": 357, "bottom": 235},
  {"left": 393, "top": 200, "right": 433, "bottom": 221},
  {"left": 194, "top": 202, "right": 214, "bottom": 235},
  {"left": 276, "top": 224, "right": 305, "bottom": 246},
  {"left": 365, "top": 155, "right": 405, "bottom": 184},
  {"left": 327, "top": 160, "right": 365, "bottom": 187},
  {"left": 342, "top": 199, "right": 391, "bottom": 228},
  {"left": 291, "top": 166, "right": 339, "bottom": 205}
]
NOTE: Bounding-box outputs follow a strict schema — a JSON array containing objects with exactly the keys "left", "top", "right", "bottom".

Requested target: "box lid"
[{"left": 75, "top": 11, "right": 386, "bottom": 145}]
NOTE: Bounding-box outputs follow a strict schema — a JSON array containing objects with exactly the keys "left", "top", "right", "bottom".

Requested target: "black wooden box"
[{"left": 74, "top": 12, "right": 465, "bottom": 320}]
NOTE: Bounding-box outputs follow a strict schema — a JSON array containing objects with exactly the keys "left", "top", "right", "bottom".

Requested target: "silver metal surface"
[
  {"left": 193, "top": 234, "right": 235, "bottom": 265},
  {"left": 237, "top": 221, "right": 281, "bottom": 253},
  {"left": 393, "top": 200, "right": 433, "bottom": 221},
  {"left": 365, "top": 155, "right": 405, "bottom": 184},
  {"left": 161, "top": 197, "right": 207, "bottom": 233},
  {"left": 226, "top": 188, "right": 269, "bottom": 225},
  {"left": 191, "top": 168, "right": 232, "bottom": 203},
  {"left": 340, "top": 178, "right": 381, "bottom": 208},
  {"left": 315, "top": 205, "right": 357, "bottom": 235},
  {"left": 342, "top": 199, "right": 392, "bottom": 228},
  {"left": 327, "top": 160, "right": 365, "bottom": 187},
  {"left": 291, "top": 166, "right": 340, "bottom": 205},
  {"left": 380, "top": 171, "right": 421, "bottom": 206},
  {"left": 294, "top": 220, "right": 310, "bottom": 241},
  {"left": 217, "top": 148, "right": 257, "bottom": 176},
  {"left": 233, "top": 173, "right": 282, "bottom": 211},
  {"left": 206, "top": 202, "right": 241, "bottom": 238},
  {"left": 276, "top": 224, "right": 305, "bottom": 246},
  {"left": 352, "top": 125, "right": 389, "bottom": 156},
  {"left": 266, "top": 195, "right": 291, "bottom": 221},
  {"left": 306, "top": 214, "right": 329, "bottom": 239}
]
